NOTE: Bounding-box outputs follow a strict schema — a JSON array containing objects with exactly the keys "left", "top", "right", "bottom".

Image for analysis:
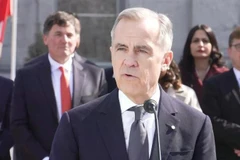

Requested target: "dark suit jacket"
[
  {"left": 25, "top": 52, "right": 96, "bottom": 67},
  {"left": 180, "top": 64, "right": 228, "bottom": 105},
  {"left": 11, "top": 53, "right": 107, "bottom": 160},
  {"left": 50, "top": 87, "right": 216, "bottom": 160},
  {"left": 202, "top": 68, "right": 240, "bottom": 160},
  {"left": 0, "top": 76, "right": 13, "bottom": 160},
  {"left": 104, "top": 67, "right": 117, "bottom": 93}
]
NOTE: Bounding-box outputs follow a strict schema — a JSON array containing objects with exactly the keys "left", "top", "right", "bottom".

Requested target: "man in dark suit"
[
  {"left": 11, "top": 11, "right": 107, "bottom": 160},
  {"left": 105, "top": 67, "right": 117, "bottom": 93},
  {"left": 0, "top": 76, "right": 13, "bottom": 160},
  {"left": 25, "top": 51, "right": 96, "bottom": 67},
  {"left": 50, "top": 7, "right": 216, "bottom": 160},
  {"left": 202, "top": 27, "right": 240, "bottom": 160}
]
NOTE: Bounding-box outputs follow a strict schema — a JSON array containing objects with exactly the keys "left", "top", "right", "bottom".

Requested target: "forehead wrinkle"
[{"left": 114, "top": 19, "right": 159, "bottom": 41}]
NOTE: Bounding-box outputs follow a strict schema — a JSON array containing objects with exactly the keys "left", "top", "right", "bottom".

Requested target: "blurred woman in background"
[
  {"left": 179, "top": 24, "right": 228, "bottom": 105},
  {"left": 159, "top": 60, "right": 202, "bottom": 111}
]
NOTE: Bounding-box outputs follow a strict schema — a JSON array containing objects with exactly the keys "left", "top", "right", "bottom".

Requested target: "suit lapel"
[
  {"left": 72, "top": 57, "right": 85, "bottom": 107},
  {"left": 96, "top": 87, "right": 180, "bottom": 160},
  {"left": 37, "top": 55, "right": 58, "bottom": 122},
  {"left": 97, "top": 89, "right": 129, "bottom": 160},
  {"left": 227, "top": 69, "right": 240, "bottom": 105},
  {"left": 157, "top": 88, "right": 180, "bottom": 160}
]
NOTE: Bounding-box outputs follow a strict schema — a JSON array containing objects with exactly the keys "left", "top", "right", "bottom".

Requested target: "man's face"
[
  {"left": 228, "top": 38, "right": 240, "bottom": 70},
  {"left": 110, "top": 18, "right": 172, "bottom": 104},
  {"left": 43, "top": 23, "right": 79, "bottom": 64}
]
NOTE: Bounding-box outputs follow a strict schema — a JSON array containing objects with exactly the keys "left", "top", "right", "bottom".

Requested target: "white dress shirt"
[
  {"left": 119, "top": 85, "right": 160, "bottom": 157},
  {"left": 233, "top": 67, "right": 240, "bottom": 88},
  {"left": 42, "top": 54, "right": 74, "bottom": 160},
  {"left": 48, "top": 54, "right": 73, "bottom": 120}
]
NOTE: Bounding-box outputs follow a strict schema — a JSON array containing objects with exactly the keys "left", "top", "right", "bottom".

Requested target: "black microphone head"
[{"left": 143, "top": 99, "right": 157, "bottom": 113}]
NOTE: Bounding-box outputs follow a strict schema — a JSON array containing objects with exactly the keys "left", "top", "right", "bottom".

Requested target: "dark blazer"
[
  {"left": 11, "top": 53, "right": 107, "bottom": 160},
  {"left": 0, "top": 76, "right": 13, "bottom": 160},
  {"left": 50, "top": 87, "right": 216, "bottom": 160},
  {"left": 104, "top": 67, "right": 117, "bottom": 93},
  {"left": 25, "top": 52, "right": 96, "bottom": 67},
  {"left": 202, "top": 68, "right": 240, "bottom": 160},
  {"left": 180, "top": 64, "right": 228, "bottom": 105}
]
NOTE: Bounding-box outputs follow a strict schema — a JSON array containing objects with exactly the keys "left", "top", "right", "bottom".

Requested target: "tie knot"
[
  {"left": 59, "top": 66, "right": 64, "bottom": 73},
  {"left": 129, "top": 106, "right": 144, "bottom": 121}
]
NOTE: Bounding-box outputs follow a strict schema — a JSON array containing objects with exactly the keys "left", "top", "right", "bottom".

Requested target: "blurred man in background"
[{"left": 11, "top": 11, "right": 107, "bottom": 160}]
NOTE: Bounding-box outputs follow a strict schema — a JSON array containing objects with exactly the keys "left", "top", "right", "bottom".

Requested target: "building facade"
[{"left": 1, "top": 0, "right": 239, "bottom": 72}]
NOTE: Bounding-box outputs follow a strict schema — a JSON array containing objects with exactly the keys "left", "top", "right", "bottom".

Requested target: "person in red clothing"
[{"left": 179, "top": 24, "right": 228, "bottom": 105}]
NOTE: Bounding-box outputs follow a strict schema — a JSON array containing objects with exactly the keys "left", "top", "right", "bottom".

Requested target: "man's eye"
[
  {"left": 235, "top": 44, "right": 240, "bottom": 49},
  {"left": 136, "top": 49, "right": 148, "bottom": 54},
  {"left": 55, "top": 33, "right": 61, "bottom": 36},
  {"left": 140, "top": 50, "right": 147, "bottom": 53},
  {"left": 117, "top": 48, "right": 126, "bottom": 51},
  {"left": 67, "top": 34, "right": 73, "bottom": 38}
]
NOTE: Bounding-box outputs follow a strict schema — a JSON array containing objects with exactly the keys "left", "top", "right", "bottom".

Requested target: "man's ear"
[
  {"left": 161, "top": 51, "right": 173, "bottom": 71},
  {"left": 42, "top": 35, "right": 48, "bottom": 45},
  {"left": 75, "top": 34, "right": 80, "bottom": 48},
  {"left": 110, "top": 46, "right": 114, "bottom": 60},
  {"left": 227, "top": 47, "right": 232, "bottom": 58}
]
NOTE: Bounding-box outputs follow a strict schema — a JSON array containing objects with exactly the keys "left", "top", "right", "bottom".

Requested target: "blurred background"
[{"left": 1, "top": 0, "right": 240, "bottom": 77}]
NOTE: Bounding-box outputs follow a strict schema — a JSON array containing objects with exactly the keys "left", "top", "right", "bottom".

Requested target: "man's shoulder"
[
  {"left": 212, "top": 64, "right": 229, "bottom": 73},
  {"left": 17, "top": 63, "right": 41, "bottom": 76},
  {"left": 82, "top": 62, "right": 104, "bottom": 72},
  {"left": 18, "top": 55, "right": 49, "bottom": 75},
  {"left": 164, "top": 91, "right": 204, "bottom": 117},
  {"left": 0, "top": 76, "right": 13, "bottom": 85},
  {"left": 174, "top": 98, "right": 204, "bottom": 117},
  {"left": 205, "top": 69, "right": 232, "bottom": 85},
  {"left": 74, "top": 54, "right": 104, "bottom": 73},
  {"left": 0, "top": 76, "right": 13, "bottom": 92},
  {"left": 24, "top": 53, "right": 48, "bottom": 66},
  {"left": 162, "top": 93, "right": 208, "bottom": 139},
  {"left": 176, "top": 101, "right": 208, "bottom": 131},
  {"left": 67, "top": 94, "right": 109, "bottom": 120}
]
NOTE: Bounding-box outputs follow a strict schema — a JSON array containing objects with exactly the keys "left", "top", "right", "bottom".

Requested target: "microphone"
[{"left": 143, "top": 99, "right": 162, "bottom": 160}]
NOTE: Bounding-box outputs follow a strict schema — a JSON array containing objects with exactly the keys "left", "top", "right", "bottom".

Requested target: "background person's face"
[
  {"left": 110, "top": 18, "right": 172, "bottom": 103},
  {"left": 190, "top": 29, "right": 212, "bottom": 59},
  {"left": 43, "top": 23, "right": 78, "bottom": 64},
  {"left": 228, "top": 39, "right": 240, "bottom": 70}
]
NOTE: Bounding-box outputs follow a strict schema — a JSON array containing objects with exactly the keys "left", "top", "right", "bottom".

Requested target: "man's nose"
[
  {"left": 61, "top": 35, "right": 68, "bottom": 42},
  {"left": 124, "top": 54, "right": 138, "bottom": 67}
]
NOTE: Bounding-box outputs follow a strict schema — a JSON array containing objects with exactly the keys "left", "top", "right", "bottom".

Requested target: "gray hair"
[{"left": 110, "top": 7, "right": 173, "bottom": 52}]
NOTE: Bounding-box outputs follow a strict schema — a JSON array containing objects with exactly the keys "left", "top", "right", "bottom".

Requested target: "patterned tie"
[
  {"left": 128, "top": 106, "right": 149, "bottom": 160},
  {"left": 59, "top": 66, "right": 71, "bottom": 114}
]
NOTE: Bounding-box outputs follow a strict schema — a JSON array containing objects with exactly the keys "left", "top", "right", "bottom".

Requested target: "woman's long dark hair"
[
  {"left": 179, "top": 24, "right": 224, "bottom": 73},
  {"left": 159, "top": 60, "right": 182, "bottom": 91}
]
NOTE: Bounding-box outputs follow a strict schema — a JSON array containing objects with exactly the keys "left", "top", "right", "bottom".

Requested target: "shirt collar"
[
  {"left": 48, "top": 53, "right": 73, "bottom": 73},
  {"left": 119, "top": 85, "right": 160, "bottom": 114},
  {"left": 233, "top": 67, "right": 240, "bottom": 81}
]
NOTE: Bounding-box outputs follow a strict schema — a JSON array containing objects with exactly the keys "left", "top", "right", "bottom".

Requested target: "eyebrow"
[
  {"left": 54, "top": 31, "right": 63, "bottom": 34},
  {"left": 192, "top": 37, "right": 209, "bottom": 40},
  {"left": 114, "top": 43, "right": 128, "bottom": 49},
  {"left": 135, "top": 45, "right": 151, "bottom": 51},
  {"left": 114, "top": 43, "right": 150, "bottom": 51}
]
